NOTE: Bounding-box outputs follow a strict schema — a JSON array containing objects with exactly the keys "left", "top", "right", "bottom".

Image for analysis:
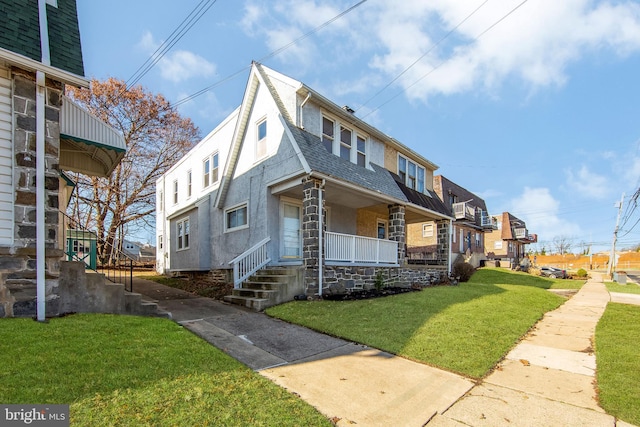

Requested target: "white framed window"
[
  {"left": 357, "top": 135, "right": 366, "bottom": 167},
  {"left": 495, "top": 241, "right": 503, "bottom": 250},
  {"left": 212, "top": 152, "right": 219, "bottom": 184},
  {"left": 257, "top": 119, "right": 267, "bottom": 158},
  {"left": 422, "top": 223, "right": 434, "bottom": 238},
  {"left": 203, "top": 152, "right": 219, "bottom": 188},
  {"left": 398, "top": 154, "right": 426, "bottom": 193},
  {"left": 158, "top": 235, "right": 163, "bottom": 250},
  {"left": 476, "top": 232, "right": 481, "bottom": 248},
  {"left": 158, "top": 190, "right": 163, "bottom": 212},
  {"left": 187, "top": 170, "right": 192, "bottom": 198},
  {"left": 203, "top": 158, "right": 210, "bottom": 187},
  {"left": 225, "top": 203, "right": 248, "bottom": 232},
  {"left": 322, "top": 114, "right": 368, "bottom": 167},
  {"left": 177, "top": 218, "right": 190, "bottom": 250},
  {"left": 377, "top": 220, "right": 388, "bottom": 240},
  {"left": 340, "top": 126, "right": 351, "bottom": 160},
  {"left": 322, "top": 116, "right": 334, "bottom": 153},
  {"left": 173, "top": 180, "right": 178, "bottom": 205}
]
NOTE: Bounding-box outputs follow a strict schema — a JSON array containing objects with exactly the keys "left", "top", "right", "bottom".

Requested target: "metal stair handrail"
[{"left": 59, "top": 210, "right": 135, "bottom": 292}]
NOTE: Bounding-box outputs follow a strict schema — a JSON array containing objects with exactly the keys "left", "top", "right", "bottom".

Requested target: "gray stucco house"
[{"left": 156, "top": 63, "right": 453, "bottom": 309}]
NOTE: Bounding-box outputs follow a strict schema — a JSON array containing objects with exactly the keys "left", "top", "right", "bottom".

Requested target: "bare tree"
[
  {"left": 66, "top": 78, "right": 200, "bottom": 263},
  {"left": 552, "top": 235, "right": 573, "bottom": 255}
]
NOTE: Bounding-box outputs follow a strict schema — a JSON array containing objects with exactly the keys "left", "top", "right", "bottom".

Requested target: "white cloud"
[
  {"left": 565, "top": 165, "right": 610, "bottom": 200},
  {"left": 237, "top": 1, "right": 640, "bottom": 106},
  {"left": 137, "top": 32, "right": 216, "bottom": 83},
  {"left": 368, "top": 0, "right": 640, "bottom": 100},
  {"left": 508, "top": 187, "right": 581, "bottom": 244}
]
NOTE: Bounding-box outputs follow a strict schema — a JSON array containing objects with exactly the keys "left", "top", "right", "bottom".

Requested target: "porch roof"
[{"left": 59, "top": 95, "right": 126, "bottom": 178}]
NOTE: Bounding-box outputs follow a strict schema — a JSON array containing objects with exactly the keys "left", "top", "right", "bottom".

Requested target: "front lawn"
[
  {"left": 267, "top": 268, "right": 566, "bottom": 379},
  {"left": 0, "top": 314, "right": 331, "bottom": 427},
  {"left": 476, "top": 267, "right": 586, "bottom": 289},
  {"left": 605, "top": 281, "right": 640, "bottom": 294},
  {"left": 595, "top": 303, "right": 640, "bottom": 426}
]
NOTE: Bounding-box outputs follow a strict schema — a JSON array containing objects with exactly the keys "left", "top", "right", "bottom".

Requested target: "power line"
[
  {"left": 171, "top": 0, "right": 369, "bottom": 108},
  {"left": 125, "top": 0, "right": 218, "bottom": 89},
  {"left": 355, "top": 0, "right": 490, "bottom": 113},
  {"left": 362, "top": 0, "right": 529, "bottom": 119}
]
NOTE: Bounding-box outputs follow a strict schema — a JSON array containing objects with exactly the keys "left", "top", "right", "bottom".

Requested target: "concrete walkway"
[
  {"left": 131, "top": 275, "right": 638, "bottom": 427},
  {"left": 429, "top": 273, "right": 636, "bottom": 427},
  {"left": 132, "top": 278, "right": 474, "bottom": 426}
]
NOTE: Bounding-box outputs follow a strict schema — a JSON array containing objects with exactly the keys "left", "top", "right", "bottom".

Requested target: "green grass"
[
  {"left": 267, "top": 268, "right": 565, "bottom": 379},
  {"left": 595, "top": 303, "right": 640, "bottom": 426},
  {"left": 474, "top": 267, "right": 586, "bottom": 289},
  {"left": 605, "top": 281, "right": 640, "bottom": 294},
  {"left": 0, "top": 314, "right": 331, "bottom": 427}
]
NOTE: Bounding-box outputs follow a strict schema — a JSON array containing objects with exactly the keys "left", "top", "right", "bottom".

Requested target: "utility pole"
[{"left": 607, "top": 193, "right": 625, "bottom": 277}]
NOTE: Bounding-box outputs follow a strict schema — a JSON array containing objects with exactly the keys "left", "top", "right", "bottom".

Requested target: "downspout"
[
  {"left": 299, "top": 92, "right": 311, "bottom": 128},
  {"left": 448, "top": 219, "right": 453, "bottom": 275},
  {"left": 36, "top": 0, "right": 51, "bottom": 321},
  {"left": 318, "top": 178, "right": 325, "bottom": 297}
]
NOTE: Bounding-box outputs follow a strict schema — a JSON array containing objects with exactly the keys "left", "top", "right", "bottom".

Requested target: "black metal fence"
[{"left": 60, "top": 210, "right": 134, "bottom": 292}]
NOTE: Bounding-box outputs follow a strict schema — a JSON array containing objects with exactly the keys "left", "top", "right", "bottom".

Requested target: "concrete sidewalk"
[
  {"left": 131, "top": 275, "right": 638, "bottom": 427},
  {"left": 429, "top": 273, "right": 636, "bottom": 427},
  {"left": 132, "top": 277, "right": 474, "bottom": 426}
]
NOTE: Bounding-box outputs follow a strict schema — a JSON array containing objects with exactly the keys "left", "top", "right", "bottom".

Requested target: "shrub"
[
  {"left": 576, "top": 268, "right": 588, "bottom": 278},
  {"left": 452, "top": 262, "right": 475, "bottom": 282}
]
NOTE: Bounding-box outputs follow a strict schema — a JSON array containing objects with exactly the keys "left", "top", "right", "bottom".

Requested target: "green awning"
[{"left": 59, "top": 95, "right": 126, "bottom": 177}]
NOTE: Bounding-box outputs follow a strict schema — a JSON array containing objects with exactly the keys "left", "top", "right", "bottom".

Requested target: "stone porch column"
[
  {"left": 302, "top": 177, "right": 325, "bottom": 296},
  {"left": 388, "top": 204, "right": 405, "bottom": 263},
  {"left": 436, "top": 219, "right": 451, "bottom": 268}
]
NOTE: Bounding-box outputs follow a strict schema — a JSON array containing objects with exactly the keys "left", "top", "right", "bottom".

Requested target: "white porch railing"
[
  {"left": 325, "top": 232, "right": 398, "bottom": 264},
  {"left": 229, "top": 237, "right": 271, "bottom": 288}
]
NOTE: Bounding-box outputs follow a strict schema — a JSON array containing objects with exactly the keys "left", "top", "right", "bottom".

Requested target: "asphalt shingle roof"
[
  {"left": 287, "top": 123, "right": 409, "bottom": 202},
  {"left": 0, "top": 0, "right": 84, "bottom": 76}
]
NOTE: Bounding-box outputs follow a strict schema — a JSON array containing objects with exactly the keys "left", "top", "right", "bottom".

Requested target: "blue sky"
[{"left": 76, "top": 0, "right": 640, "bottom": 253}]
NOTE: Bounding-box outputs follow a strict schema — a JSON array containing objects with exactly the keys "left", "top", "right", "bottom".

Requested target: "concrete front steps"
[
  {"left": 224, "top": 267, "right": 304, "bottom": 311},
  {"left": 59, "top": 261, "right": 170, "bottom": 318}
]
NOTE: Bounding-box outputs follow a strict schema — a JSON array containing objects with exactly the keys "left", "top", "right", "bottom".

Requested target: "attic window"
[{"left": 257, "top": 119, "right": 267, "bottom": 158}]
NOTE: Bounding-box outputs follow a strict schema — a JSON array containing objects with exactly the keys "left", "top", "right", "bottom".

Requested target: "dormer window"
[
  {"left": 340, "top": 126, "right": 351, "bottom": 160},
  {"left": 322, "top": 117, "right": 334, "bottom": 153},
  {"left": 321, "top": 114, "right": 368, "bottom": 168},
  {"left": 398, "top": 154, "right": 426, "bottom": 193}
]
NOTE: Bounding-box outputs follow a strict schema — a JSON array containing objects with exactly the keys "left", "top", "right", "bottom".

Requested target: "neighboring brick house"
[
  {"left": 156, "top": 62, "right": 453, "bottom": 309},
  {"left": 484, "top": 212, "right": 537, "bottom": 266},
  {"left": 0, "top": 0, "right": 125, "bottom": 318},
  {"left": 407, "top": 175, "right": 496, "bottom": 267}
]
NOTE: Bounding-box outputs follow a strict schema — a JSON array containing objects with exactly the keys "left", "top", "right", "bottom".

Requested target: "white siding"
[{"left": 0, "top": 69, "right": 12, "bottom": 246}]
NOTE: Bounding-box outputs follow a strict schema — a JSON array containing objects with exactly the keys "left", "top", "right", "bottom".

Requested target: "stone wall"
[
  {"left": 323, "top": 265, "right": 446, "bottom": 295},
  {"left": 0, "top": 69, "right": 63, "bottom": 317}
]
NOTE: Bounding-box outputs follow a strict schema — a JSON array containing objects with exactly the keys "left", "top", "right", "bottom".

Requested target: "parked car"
[{"left": 539, "top": 266, "right": 567, "bottom": 279}]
